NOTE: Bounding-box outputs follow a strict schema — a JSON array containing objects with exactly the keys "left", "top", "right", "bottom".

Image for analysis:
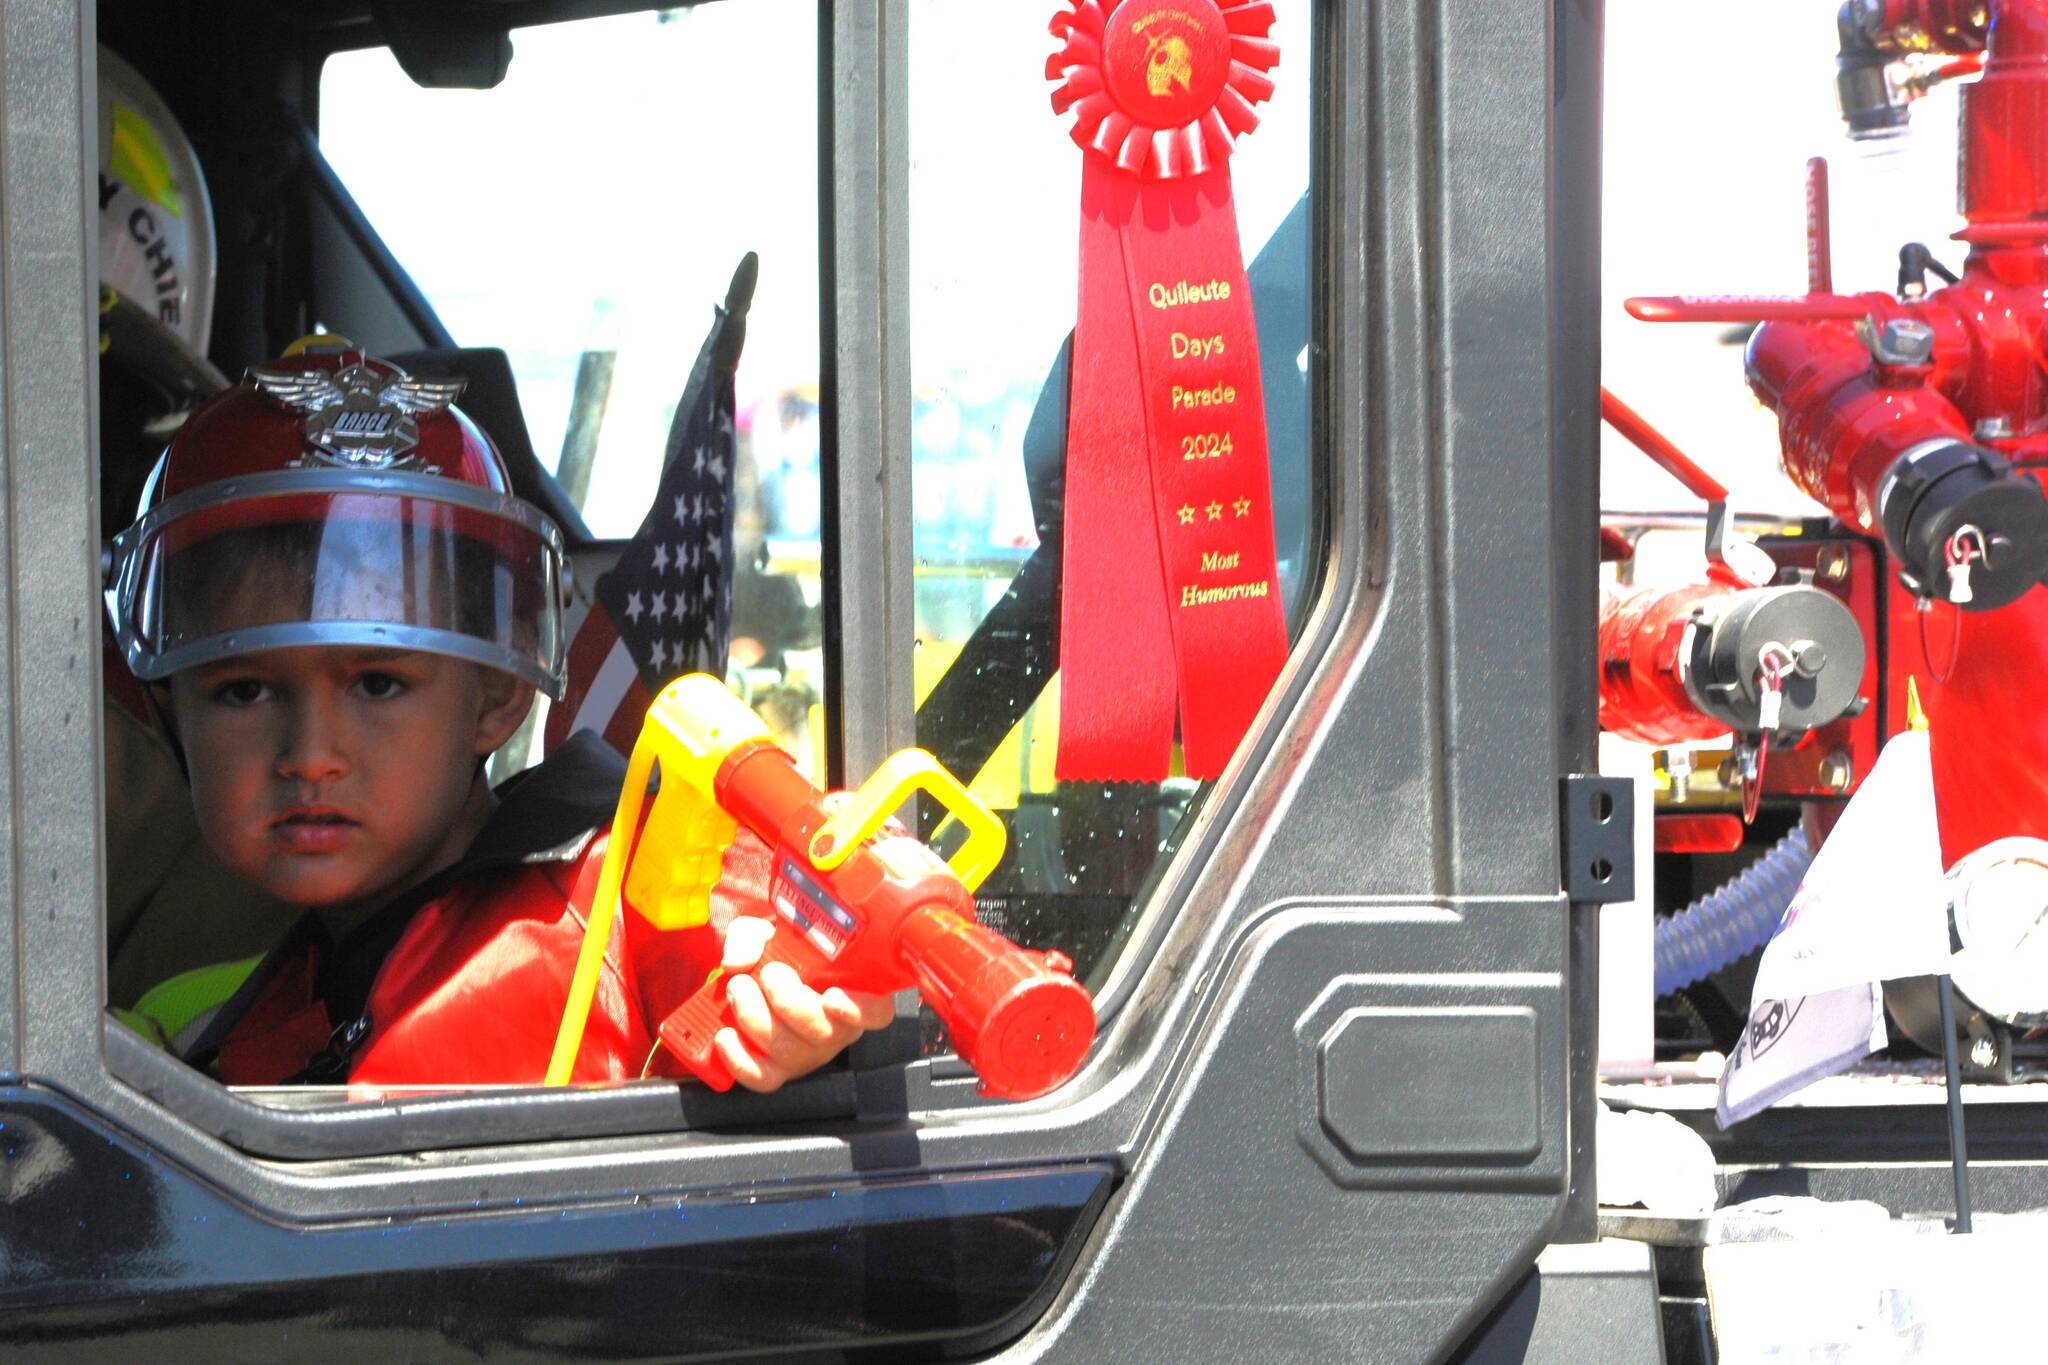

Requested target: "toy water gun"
[{"left": 546, "top": 674, "right": 1097, "bottom": 1100}]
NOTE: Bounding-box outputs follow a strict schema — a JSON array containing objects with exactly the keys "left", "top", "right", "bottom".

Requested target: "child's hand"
[{"left": 713, "top": 916, "right": 896, "bottom": 1093}]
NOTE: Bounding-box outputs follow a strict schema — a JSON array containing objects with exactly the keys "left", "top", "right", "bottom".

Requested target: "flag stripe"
[
  {"left": 545, "top": 600, "right": 620, "bottom": 752},
  {"left": 603, "top": 677, "right": 654, "bottom": 756},
  {"left": 572, "top": 637, "right": 640, "bottom": 745},
  {"left": 543, "top": 286, "right": 743, "bottom": 757}
]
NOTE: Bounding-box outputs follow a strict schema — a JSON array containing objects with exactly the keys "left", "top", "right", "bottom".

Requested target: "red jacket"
[{"left": 185, "top": 733, "right": 761, "bottom": 1089}]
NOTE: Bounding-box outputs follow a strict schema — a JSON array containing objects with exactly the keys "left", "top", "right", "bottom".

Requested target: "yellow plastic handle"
[
  {"left": 805, "top": 748, "right": 1007, "bottom": 893},
  {"left": 545, "top": 735, "right": 657, "bottom": 1087},
  {"left": 545, "top": 673, "right": 763, "bottom": 1086}
]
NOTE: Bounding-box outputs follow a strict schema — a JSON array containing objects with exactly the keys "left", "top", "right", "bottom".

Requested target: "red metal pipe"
[
  {"left": 1807, "top": 157, "right": 1834, "bottom": 294},
  {"left": 1743, "top": 313, "right": 1973, "bottom": 533},
  {"left": 1892, "top": 587, "right": 2048, "bottom": 859},
  {"left": 1960, "top": 0, "right": 2048, "bottom": 284},
  {"left": 1599, "top": 388, "right": 1731, "bottom": 504},
  {"left": 1625, "top": 294, "right": 1874, "bottom": 324},
  {"left": 1655, "top": 814, "right": 1746, "bottom": 855},
  {"left": 1600, "top": 584, "right": 1733, "bottom": 746}
]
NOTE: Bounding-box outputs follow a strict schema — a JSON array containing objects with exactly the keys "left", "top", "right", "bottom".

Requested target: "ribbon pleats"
[
  {"left": 1057, "top": 162, "right": 1288, "bottom": 780},
  {"left": 1049, "top": 0, "right": 1286, "bottom": 782}
]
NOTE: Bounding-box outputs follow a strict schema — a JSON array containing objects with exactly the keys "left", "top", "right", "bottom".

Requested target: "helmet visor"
[{"left": 107, "top": 472, "right": 565, "bottom": 698}]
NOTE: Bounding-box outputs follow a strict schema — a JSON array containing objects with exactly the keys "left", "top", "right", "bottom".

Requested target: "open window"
[
  {"left": 2, "top": 0, "right": 1594, "bottom": 1356},
  {"left": 79, "top": 0, "right": 1334, "bottom": 1133}
]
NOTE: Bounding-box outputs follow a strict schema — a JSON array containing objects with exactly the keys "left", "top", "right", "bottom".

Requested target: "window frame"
[
  {"left": 3, "top": 20, "right": 1595, "bottom": 1349},
  {"left": 82, "top": 0, "right": 1343, "bottom": 1159}
]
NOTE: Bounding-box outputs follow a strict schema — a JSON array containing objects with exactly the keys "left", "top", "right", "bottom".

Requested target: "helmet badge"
[{"left": 250, "top": 362, "right": 466, "bottom": 471}]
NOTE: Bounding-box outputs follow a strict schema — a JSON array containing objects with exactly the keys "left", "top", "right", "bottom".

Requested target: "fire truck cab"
[{"left": 13, "top": 1, "right": 2001, "bottom": 1361}]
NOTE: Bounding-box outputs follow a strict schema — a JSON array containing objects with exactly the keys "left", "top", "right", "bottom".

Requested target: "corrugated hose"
[{"left": 1654, "top": 826, "right": 1813, "bottom": 998}]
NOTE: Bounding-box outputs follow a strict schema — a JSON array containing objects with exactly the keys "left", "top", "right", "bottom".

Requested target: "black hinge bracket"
[{"left": 1560, "top": 774, "right": 1635, "bottom": 903}]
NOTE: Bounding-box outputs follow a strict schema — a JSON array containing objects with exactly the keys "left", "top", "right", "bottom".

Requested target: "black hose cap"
[
  {"left": 1686, "top": 584, "right": 1867, "bottom": 734},
  {"left": 1877, "top": 440, "right": 2048, "bottom": 611},
  {"left": 1836, "top": 1, "right": 1911, "bottom": 137}
]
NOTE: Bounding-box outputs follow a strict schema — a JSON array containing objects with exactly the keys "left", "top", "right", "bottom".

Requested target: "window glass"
[
  {"left": 907, "top": 0, "right": 1317, "bottom": 993},
  {"left": 320, "top": 5, "right": 827, "bottom": 774},
  {"left": 102, "top": 8, "right": 835, "bottom": 1079}
]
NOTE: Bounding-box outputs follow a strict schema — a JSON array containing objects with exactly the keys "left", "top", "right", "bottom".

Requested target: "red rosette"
[
  {"left": 1048, "top": 0, "right": 1280, "bottom": 181},
  {"left": 1046, "top": 0, "right": 1290, "bottom": 782}
]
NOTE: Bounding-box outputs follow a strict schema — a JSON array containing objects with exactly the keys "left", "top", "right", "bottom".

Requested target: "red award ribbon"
[{"left": 1048, "top": 0, "right": 1288, "bottom": 782}]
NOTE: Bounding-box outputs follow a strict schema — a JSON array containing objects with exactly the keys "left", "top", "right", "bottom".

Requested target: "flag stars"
[
  {"left": 1205, "top": 500, "right": 1223, "bottom": 521},
  {"left": 1177, "top": 504, "right": 1195, "bottom": 525},
  {"left": 556, "top": 340, "right": 740, "bottom": 743},
  {"left": 1233, "top": 495, "right": 1252, "bottom": 517}
]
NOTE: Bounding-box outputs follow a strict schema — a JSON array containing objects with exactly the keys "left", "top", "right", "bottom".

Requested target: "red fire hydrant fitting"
[{"left": 1630, "top": 0, "right": 2048, "bottom": 861}]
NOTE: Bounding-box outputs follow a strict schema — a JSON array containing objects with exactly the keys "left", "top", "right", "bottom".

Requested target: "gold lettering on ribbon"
[
  {"left": 1179, "top": 577, "right": 1273, "bottom": 608},
  {"left": 1170, "top": 331, "right": 1226, "bottom": 360},
  {"left": 1130, "top": 9, "right": 1205, "bottom": 36},
  {"left": 1171, "top": 382, "right": 1238, "bottom": 410},
  {"left": 1200, "top": 549, "right": 1242, "bottom": 572},
  {"left": 1147, "top": 278, "right": 1234, "bottom": 310}
]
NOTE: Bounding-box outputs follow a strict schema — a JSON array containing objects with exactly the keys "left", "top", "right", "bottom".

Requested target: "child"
[{"left": 104, "top": 337, "right": 890, "bottom": 1089}]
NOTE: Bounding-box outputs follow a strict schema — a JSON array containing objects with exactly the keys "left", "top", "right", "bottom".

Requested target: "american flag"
[{"left": 544, "top": 254, "right": 756, "bottom": 755}]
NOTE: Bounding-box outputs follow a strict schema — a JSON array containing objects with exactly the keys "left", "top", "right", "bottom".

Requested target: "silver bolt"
[
  {"left": 1872, "top": 317, "right": 1936, "bottom": 366},
  {"left": 1666, "top": 748, "right": 1694, "bottom": 802},
  {"left": 1816, "top": 546, "right": 1851, "bottom": 584},
  {"left": 1819, "top": 749, "right": 1854, "bottom": 793},
  {"left": 1970, "top": 1036, "right": 1998, "bottom": 1070},
  {"left": 1792, "top": 640, "right": 1828, "bottom": 678}
]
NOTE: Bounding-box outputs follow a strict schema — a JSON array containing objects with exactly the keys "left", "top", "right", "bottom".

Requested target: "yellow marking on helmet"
[
  {"left": 108, "top": 102, "right": 182, "bottom": 217},
  {"left": 282, "top": 332, "right": 355, "bottom": 357}
]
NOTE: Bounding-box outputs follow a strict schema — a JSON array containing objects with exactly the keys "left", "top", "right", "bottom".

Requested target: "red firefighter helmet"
[{"left": 104, "top": 336, "right": 566, "bottom": 698}]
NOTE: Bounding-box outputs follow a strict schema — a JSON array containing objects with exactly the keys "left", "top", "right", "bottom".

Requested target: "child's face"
[{"left": 165, "top": 646, "right": 531, "bottom": 911}]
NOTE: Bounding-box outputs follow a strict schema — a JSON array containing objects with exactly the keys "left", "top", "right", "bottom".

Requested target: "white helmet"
[{"left": 98, "top": 47, "right": 216, "bottom": 358}]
